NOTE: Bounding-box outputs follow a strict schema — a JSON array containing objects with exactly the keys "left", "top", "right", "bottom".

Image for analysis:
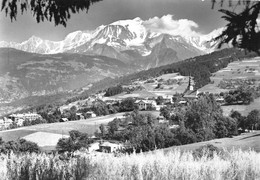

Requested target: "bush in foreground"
[{"left": 0, "top": 149, "right": 259, "bottom": 180}]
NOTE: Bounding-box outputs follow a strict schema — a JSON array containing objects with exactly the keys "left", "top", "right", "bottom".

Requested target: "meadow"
[
  {"left": 0, "top": 113, "right": 126, "bottom": 151},
  {"left": 199, "top": 57, "right": 260, "bottom": 94},
  {"left": 222, "top": 97, "right": 260, "bottom": 116},
  {"left": 0, "top": 148, "right": 259, "bottom": 180}
]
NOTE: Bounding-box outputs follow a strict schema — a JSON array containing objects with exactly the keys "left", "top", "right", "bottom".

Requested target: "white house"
[
  {"left": 0, "top": 118, "right": 13, "bottom": 128},
  {"left": 86, "top": 111, "right": 97, "bottom": 118},
  {"left": 216, "top": 97, "right": 225, "bottom": 104},
  {"left": 16, "top": 119, "right": 25, "bottom": 126},
  {"left": 135, "top": 100, "right": 156, "bottom": 110},
  {"left": 99, "top": 141, "right": 123, "bottom": 153},
  {"left": 162, "top": 95, "right": 173, "bottom": 104},
  {"left": 88, "top": 142, "right": 100, "bottom": 152},
  {"left": 60, "top": 118, "right": 69, "bottom": 122},
  {"left": 9, "top": 113, "right": 42, "bottom": 122},
  {"left": 76, "top": 113, "right": 84, "bottom": 120}
]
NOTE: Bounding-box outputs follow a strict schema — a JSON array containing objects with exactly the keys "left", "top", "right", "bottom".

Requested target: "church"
[{"left": 183, "top": 76, "right": 199, "bottom": 99}]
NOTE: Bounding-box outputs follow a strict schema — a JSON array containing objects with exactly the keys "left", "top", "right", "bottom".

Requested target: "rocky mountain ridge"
[{"left": 0, "top": 17, "right": 221, "bottom": 57}]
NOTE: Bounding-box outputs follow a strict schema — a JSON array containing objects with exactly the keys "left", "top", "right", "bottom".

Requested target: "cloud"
[{"left": 142, "top": 14, "right": 202, "bottom": 37}]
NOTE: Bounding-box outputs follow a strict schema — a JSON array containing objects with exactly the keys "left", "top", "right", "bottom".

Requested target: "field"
[
  {"left": 222, "top": 97, "right": 260, "bottom": 116},
  {"left": 111, "top": 56, "right": 260, "bottom": 100},
  {"left": 199, "top": 56, "right": 260, "bottom": 94},
  {"left": 106, "top": 90, "right": 157, "bottom": 99},
  {"left": 163, "top": 131, "right": 260, "bottom": 153},
  {"left": 0, "top": 148, "right": 259, "bottom": 180},
  {"left": 104, "top": 73, "right": 189, "bottom": 101},
  {"left": 0, "top": 112, "right": 126, "bottom": 150},
  {"left": 144, "top": 73, "right": 188, "bottom": 96}
]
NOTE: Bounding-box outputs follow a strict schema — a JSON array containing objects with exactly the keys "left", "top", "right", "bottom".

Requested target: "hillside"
[
  {"left": 162, "top": 131, "right": 260, "bottom": 153},
  {"left": 0, "top": 48, "right": 257, "bottom": 117},
  {"left": 0, "top": 48, "right": 136, "bottom": 104},
  {"left": 81, "top": 48, "right": 257, "bottom": 98}
]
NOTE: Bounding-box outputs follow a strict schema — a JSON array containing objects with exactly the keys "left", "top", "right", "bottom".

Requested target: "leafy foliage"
[
  {"left": 56, "top": 130, "right": 93, "bottom": 153},
  {"left": 212, "top": 0, "right": 260, "bottom": 53},
  {"left": 247, "top": 109, "right": 260, "bottom": 130},
  {"left": 98, "top": 94, "right": 241, "bottom": 152},
  {"left": 119, "top": 98, "right": 137, "bottom": 112},
  {"left": 1, "top": 0, "right": 103, "bottom": 26},
  {"left": 230, "top": 109, "right": 260, "bottom": 131},
  {"left": 0, "top": 138, "right": 40, "bottom": 153},
  {"left": 104, "top": 85, "right": 123, "bottom": 97},
  {"left": 223, "top": 86, "right": 254, "bottom": 105},
  {"left": 193, "top": 144, "right": 223, "bottom": 159}
]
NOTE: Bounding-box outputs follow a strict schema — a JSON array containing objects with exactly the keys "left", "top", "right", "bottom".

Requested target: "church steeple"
[{"left": 188, "top": 75, "right": 194, "bottom": 91}]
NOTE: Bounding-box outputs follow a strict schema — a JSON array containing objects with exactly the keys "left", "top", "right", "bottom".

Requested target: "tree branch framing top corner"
[{"left": 1, "top": 0, "right": 103, "bottom": 27}]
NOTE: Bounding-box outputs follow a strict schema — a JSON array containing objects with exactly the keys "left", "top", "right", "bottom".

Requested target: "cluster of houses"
[
  {"left": 59, "top": 76, "right": 226, "bottom": 123},
  {"left": 0, "top": 117, "right": 13, "bottom": 129},
  {"left": 73, "top": 140, "right": 128, "bottom": 154},
  {"left": 83, "top": 77, "right": 228, "bottom": 154},
  {"left": 60, "top": 111, "right": 96, "bottom": 122},
  {"left": 0, "top": 112, "right": 42, "bottom": 129}
]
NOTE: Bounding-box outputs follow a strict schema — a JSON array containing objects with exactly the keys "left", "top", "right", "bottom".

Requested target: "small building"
[
  {"left": 99, "top": 141, "right": 123, "bottom": 153},
  {"left": 85, "top": 111, "right": 97, "bottom": 118},
  {"left": 88, "top": 142, "right": 100, "bottom": 152},
  {"left": 169, "top": 124, "right": 180, "bottom": 129},
  {"left": 0, "top": 117, "right": 13, "bottom": 128},
  {"left": 178, "top": 100, "right": 187, "bottom": 105},
  {"left": 135, "top": 100, "right": 156, "bottom": 110},
  {"left": 154, "top": 105, "right": 165, "bottom": 111},
  {"left": 76, "top": 113, "right": 84, "bottom": 120},
  {"left": 105, "top": 99, "right": 120, "bottom": 105},
  {"left": 60, "top": 118, "right": 69, "bottom": 122},
  {"left": 16, "top": 119, "right": 25, "bottom": 126},
  {"left": 162, "top": 95, "right": 173, "bottom": 104},
  {"left": 9, "top": 113, "right": 42, "bottom": 122},
  {"left": 0, "top": 119, "right": 5, "bottom": 129},
  {"left": 216, "top": 97, "right": 225, "bottom": 105}
]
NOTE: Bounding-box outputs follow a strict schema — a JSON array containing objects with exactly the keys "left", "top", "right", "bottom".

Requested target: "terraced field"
[{"left": 199, "top": 56, "right": 260, "bottom": 94}]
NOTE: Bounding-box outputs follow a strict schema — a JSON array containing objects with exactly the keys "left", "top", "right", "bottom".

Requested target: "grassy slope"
[
  {"left": 199, "top": 56, "right": 260, "bottom": 94},
  {"left": 0, "top": 112, "right": 126, "bottom": 142},
  {"left": 161, "top": 131, "right": 260, "bottom": 153},
  {"left": 222, "top": 97, "right": 260, "bottom": 116}
]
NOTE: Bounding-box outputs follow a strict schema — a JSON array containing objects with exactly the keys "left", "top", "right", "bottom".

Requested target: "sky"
[{"left": 0, "top": 0, "right": 228, "bottom": 43}]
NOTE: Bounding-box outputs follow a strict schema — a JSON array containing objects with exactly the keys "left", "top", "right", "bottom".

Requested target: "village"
[
  {"left": 0, "top": 75, "right": 209, "bottom": 129},
  {"left": 0, "top": 74, "right": 232, "bottom": 153}
]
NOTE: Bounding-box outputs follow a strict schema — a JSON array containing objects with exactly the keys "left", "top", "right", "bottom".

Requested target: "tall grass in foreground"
[{"left": 0, "top": 149, "right": 259, "bottom": 180}]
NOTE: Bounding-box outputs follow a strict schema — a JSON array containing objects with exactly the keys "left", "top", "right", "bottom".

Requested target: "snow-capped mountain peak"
[{"left": 0, "top": 16, "right": 223, "bottom": 55}]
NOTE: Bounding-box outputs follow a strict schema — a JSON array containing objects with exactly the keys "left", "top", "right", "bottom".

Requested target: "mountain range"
[
  {"left": 0, "top": 17, "right": 222, "bottom": 59},
  {"left": 0, "top": 17, "right": 223, "bottom": 105}
]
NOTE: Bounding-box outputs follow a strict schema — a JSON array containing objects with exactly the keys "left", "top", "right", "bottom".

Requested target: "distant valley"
[
  {"left": 0, "top": 48, "right": 136, "bottom": 103},
  {"left": 0, "top": 17, "right": 225, "bottom": 115}
]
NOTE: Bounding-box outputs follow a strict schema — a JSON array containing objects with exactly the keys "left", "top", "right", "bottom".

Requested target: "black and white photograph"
[{"left": 0, "top": 0, "right": 260, "bottom": 179}]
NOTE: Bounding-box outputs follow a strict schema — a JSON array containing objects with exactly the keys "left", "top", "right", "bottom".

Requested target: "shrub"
[{"left": 193, "top": 144, "right": 223, "bottom": 159}]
